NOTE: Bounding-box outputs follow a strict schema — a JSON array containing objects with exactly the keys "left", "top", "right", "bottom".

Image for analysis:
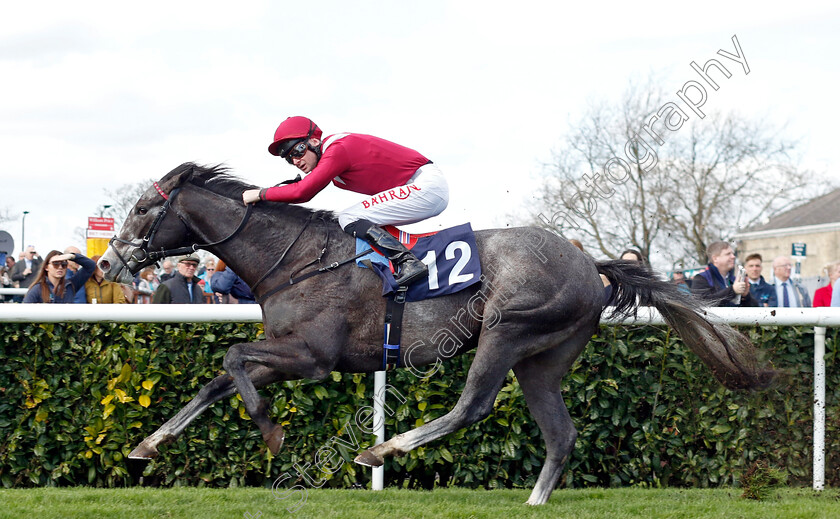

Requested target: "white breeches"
[{"left": 337, "top": 163, "right": 449, "bottom": 229}]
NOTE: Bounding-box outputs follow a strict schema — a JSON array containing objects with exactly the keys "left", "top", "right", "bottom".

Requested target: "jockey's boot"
[{"left": 364, "top": 225, "right": 428, "bottom": 286}]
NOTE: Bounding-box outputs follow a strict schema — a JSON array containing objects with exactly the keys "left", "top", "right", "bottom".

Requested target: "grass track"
[{"left": 0, "top": 487, "right": 837, "bottom": 519}]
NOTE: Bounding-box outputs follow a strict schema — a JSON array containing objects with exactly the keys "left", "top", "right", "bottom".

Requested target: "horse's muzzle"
[{"left": 99, "top": 247, "right": 139, "bottom": 284}]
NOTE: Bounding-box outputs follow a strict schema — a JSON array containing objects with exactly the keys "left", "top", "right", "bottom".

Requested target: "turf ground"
[{"left": 0, "top": 487, "right": 837, "bottom": 519}]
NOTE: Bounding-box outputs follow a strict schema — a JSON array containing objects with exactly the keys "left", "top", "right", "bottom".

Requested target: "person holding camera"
[
  {"left": 22, "top": 250, "right": 96, "bottom": 303},
  {"left": 691, "top": 241, "right": 757, "bottom": 307}
]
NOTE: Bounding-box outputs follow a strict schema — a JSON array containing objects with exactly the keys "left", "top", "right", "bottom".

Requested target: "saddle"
[
  {"left": 355, "top": 222, "right": 482, "bottom": 302},
  {"left": 356, "top": 223, "right": 483, "bottom": 371}
]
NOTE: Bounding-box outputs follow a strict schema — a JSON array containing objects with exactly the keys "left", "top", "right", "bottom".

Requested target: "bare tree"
[
  {"left": 655, "top": 114, "right": 810, "bottom": 263},
  {"left": 531, "top": 78, "right": 815, "bottom": 266},
  {"left": 534, "top": 79, "right": 673, "bottom": 262},
  {"left": 72, "top": 181, "right": 152, "bottom": 247},
  {"left": 0, "top": 209, "right": 12, "bottom": 227}
]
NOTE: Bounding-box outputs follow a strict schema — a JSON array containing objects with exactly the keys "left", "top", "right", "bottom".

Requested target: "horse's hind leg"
[
  {"left": 355, "top": 334, "right": 515, "bottom": 467},
  {"left": 512, "top": 345, "right": 585, "bottom": 506},
  {"left": 129, "top": 364, "right": 276, "bottom": 459}
]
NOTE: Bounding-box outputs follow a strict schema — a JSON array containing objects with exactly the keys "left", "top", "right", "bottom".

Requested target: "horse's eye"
[{"left": 138, "top": 207, "right": 148, "bottom": 215}]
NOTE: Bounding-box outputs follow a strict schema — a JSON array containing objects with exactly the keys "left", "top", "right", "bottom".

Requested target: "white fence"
[{"left": 1, "top": 304, "right": 837, "bottom": 490}]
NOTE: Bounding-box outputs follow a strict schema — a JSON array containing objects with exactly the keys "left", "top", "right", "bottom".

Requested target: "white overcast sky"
[{"left": 1, "top": 0, "right": 838, "bottom": 259}]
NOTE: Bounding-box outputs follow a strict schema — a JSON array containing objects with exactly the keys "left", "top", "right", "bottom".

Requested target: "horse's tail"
[{"left": 596, "top": 260, "right": 777, "bottom": 391}]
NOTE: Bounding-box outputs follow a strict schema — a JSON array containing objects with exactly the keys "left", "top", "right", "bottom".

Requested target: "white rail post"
[
  {"left": 372, "top": 370, "right": 386, "bottom": 490},
  {"left": 814, "top": 326, "right": 826, "bottom": 491}
]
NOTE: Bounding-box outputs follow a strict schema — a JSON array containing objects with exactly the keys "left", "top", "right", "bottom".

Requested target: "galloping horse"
[{"left": 99, "top": 163, "right": 775, "bottom": 505}]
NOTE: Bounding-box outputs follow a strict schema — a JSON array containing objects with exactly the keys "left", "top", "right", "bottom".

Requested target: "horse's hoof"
[
  {"left": 263, "top": 424, "right": 285, "bottom": 455},
  {"left": 354, "top": 449, "right": 384, "bottom": 467},
  {"left": 128, "top": 443, "right": 159, "bottom": 460}
]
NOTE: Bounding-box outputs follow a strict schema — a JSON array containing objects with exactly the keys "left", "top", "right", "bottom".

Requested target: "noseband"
[{"left": 108, "top": 181, "right": 253, "bottom": 274}]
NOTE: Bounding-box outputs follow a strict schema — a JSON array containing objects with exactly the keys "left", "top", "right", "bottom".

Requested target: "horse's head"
[{"left": 99, "top": 163, "right": 197, "bottom": 284}]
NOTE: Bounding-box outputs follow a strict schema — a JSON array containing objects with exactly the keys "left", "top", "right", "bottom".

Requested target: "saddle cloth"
[{"left": 355, "top": 223, "right": 482, "bottom": 302}]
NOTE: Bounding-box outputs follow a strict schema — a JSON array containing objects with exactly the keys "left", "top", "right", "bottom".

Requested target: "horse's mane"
[{"left": 172, "top": 162, "right": 337, "bottom": 222}]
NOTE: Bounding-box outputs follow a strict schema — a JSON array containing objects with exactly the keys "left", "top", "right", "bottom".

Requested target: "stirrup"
[
  {"left": 393, "top": 259, "right": 427, "bottom": 286},
  {"left": 364, "top": 225, "right": 428, "bottom": 286}
]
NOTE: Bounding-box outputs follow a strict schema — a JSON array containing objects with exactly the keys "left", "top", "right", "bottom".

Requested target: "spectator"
[
  {"left": 833, "top": 275, "right": 840, "bottom": 307},
  {"left": 1, "top": 256, "right": 14, "bottom": 303},
  {"left": 770, "top": 256, "right": 811, "bottom": 308},
  {"left": 63, "top": 246, "right": 88, "bottom": 303},
  {"left": 199, "top": 258, "right": 216, "bottom": 302},
  {"left": 84, "top": 255, "right": 127, "bottom": 304},
  {"left": 813, "top": 261, "right": 840, "bottom": 308},
  {"left": 671, "top": 271, "right": 691, "bottom": 294},
  {"left": 152, "top": 255, "right": 205, "bottom": 304},
  {"left": 159, "top": 259, "right": 176, "bottom": 282},
  {"left": 620, "top": 249, "right": 644, "bottom": 263},
  {"left": 10, "top": 246, "right": 42, "bottom": 290},
  {"left": 135, "top": 267, "right": 160, "bottom": 304},
  {"left": 242, "top": 116, "right": 448, "bottom": 286},
  {"left": 23, "top": 250, "right": 95, "bottom": 303},
  {"left": 211, "top": 260, "right": 256, "bottom": 304},
  {"left": 691, "top": 241, "right": 756, "bottom": 307},
  {"left": 744, "top": 253, "right": 775, "bottom": 307}
]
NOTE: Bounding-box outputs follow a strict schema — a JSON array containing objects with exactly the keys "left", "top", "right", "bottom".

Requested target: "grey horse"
[{"left": 99, "top": 163, "right": 775, "bottom": 505}]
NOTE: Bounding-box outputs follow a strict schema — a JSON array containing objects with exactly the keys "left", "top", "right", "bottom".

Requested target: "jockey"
[{"left": 242, "top": 116, "right": 449, "bottom": 286}]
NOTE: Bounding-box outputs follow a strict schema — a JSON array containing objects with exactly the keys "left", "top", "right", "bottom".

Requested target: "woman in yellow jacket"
[{"left": 84, "top": 255, "right": 127, "bottom": 304}]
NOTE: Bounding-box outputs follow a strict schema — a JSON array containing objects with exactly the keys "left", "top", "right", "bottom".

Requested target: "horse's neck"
[{"left": 182, "top": 189, "right": 347, "bottom": 290}]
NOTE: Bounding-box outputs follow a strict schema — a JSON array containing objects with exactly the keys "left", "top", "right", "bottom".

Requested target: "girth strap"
[{"left": 382, "top": 286, "right": 409, "bottom": 371}]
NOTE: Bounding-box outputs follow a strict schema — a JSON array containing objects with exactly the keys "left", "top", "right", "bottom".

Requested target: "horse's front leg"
[
  {"left": 222, "top": 336, "right": 333, "bottom": 455},
  {"left": 129, "top": 364, "right": 277, "bottom": 459}
]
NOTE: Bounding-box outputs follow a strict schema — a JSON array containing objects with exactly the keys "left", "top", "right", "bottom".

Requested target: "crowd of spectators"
[
  {"left": 2, "top": 238, "right": 837, "bottom": 308},
  {"left": 562, "top": 238, "right": 839, "bottom": 309},
  {"left": 0, "top": 244, "right": 253, "bottom": 305}
]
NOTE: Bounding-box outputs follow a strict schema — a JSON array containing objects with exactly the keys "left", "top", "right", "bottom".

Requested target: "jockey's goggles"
[{"left": 279, "top": 139, "right": 308, "bottom": 164}]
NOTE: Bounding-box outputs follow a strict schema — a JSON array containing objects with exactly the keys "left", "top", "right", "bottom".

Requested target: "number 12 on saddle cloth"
[{"left": 355, "top": 223, "right": 482, "bottom": 302}]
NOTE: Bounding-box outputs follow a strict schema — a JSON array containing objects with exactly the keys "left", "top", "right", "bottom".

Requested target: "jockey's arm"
[{"left": 243, "top": 148, "right": 350, "bottom": 205}]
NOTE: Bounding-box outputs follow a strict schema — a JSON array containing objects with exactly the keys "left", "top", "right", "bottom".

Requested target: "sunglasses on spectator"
[
  {"left": 50, "top": 261, "right": 69, "bottom": 268},
  {"left": 281, "top": 140, "right": 308, "bottom": 164}
]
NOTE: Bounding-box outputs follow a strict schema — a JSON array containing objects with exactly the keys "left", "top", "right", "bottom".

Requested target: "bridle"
[{"left": 108, "top": 181, "right": 253, "bottom": 274}]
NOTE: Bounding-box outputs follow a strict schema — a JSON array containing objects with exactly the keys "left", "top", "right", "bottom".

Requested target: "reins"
[
  {"left": 254, "top": 247, "right": 373, "bottom": 304},
  {"left": 249, "top": 214, "right": 375, "bottom": 303}
]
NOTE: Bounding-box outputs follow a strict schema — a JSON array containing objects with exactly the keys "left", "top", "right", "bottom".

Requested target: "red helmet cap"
[{"left": 268, "top": 116, "right": 323, "bottom": 156}]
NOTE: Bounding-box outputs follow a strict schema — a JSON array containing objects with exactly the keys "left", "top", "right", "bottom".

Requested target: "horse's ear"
[{"left": 157, "top": 162, "right": 196, "bottom": 192}]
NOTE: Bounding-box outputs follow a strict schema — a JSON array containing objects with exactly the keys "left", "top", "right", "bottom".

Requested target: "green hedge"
[{"left": 1, "top": 322, "right": 837, "bottom": 490}]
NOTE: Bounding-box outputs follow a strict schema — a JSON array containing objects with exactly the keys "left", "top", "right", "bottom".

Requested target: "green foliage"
[
  {"left": 740, "top": 459, "right": 788, "bottom": 500},
  {"left": 0, "top": 322, "right": 836, "bottom": 490}
]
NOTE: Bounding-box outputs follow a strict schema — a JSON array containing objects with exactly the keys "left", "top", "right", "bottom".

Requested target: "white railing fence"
[
  {"left": 0, "top": 288, "right": 28, "bottom": 296},
  {"left": 1, "top": 305, "right": 837, "bottom": 490}
]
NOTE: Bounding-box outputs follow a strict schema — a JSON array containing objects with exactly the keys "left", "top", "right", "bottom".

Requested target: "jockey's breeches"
[{"left": 337, "top": 163, "right": 449, "bottom": 229}]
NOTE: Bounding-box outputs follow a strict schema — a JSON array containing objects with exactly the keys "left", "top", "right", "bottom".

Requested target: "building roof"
[{"left": 742, "top": 187, "right": 840, "bottom": 233}]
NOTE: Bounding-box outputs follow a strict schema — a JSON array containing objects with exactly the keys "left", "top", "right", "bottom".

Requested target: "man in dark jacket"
[
  {"left": 159, "top": 259, "right": 176, "bottom": 282},
  {"left": 10, "top": 246, "right": 42, "bottom": 289},
  {"left": 152, "top": 255, "right": 205, "bottom": 304},
  {"left": 744, "top": 253, "right": 775, "bottom": 307},
  {"left": 691, "top": 241, "right": 757, "bottom": 307}
]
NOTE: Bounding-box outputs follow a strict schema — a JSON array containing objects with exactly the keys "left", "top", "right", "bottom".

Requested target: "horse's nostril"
[{"left": 99, "top": 260, "right": 111, "bottom": 272}]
